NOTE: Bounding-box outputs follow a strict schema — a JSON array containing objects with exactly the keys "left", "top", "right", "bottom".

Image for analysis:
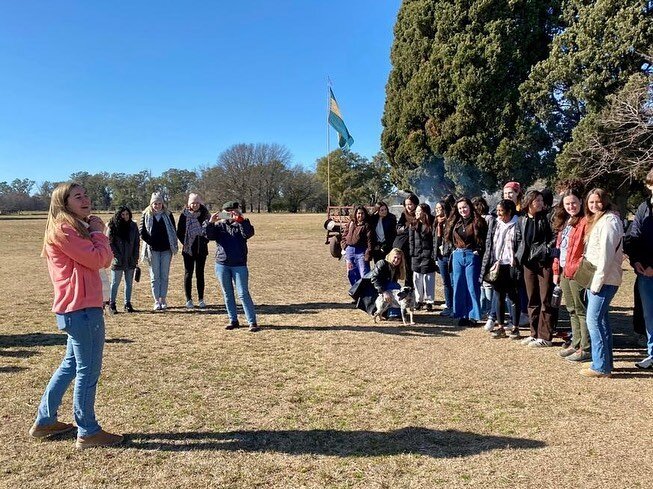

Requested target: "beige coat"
[{"left": 585, "top": 212, "right": 624, "bottom": 293}]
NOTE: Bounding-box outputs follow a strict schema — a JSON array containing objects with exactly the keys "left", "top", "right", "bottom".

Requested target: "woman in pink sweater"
[{"left": 29, "top": 182, "right": 123, "bottom": 449}]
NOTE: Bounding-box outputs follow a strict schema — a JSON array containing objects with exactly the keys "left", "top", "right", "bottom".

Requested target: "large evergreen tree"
[
  {"left": 521, "top": 0, "right": 653, "bottom": 186},
  {"left": 382, "top": 0, "right": 560, "bottom": 194}
]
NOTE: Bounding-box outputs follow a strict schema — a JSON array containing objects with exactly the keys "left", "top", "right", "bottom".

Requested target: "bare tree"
[{"left": 562, "top": 71, "right": 653, "bottom": 188}]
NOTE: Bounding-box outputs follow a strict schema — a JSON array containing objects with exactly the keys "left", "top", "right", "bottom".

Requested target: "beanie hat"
[
  {"left": 150, "top": 192, "right": 164, "bottom": 204},
  {"left": 503, "top": 182, "right": 521, "bottom": 194}
]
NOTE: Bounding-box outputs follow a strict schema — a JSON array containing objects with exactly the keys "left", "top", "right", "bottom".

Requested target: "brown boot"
[
  {"left": 29, "top": 421, "right": 75, "bottom": 439},
  {"left": 75, "top": 429, "right": 124, "bottom": 449}
]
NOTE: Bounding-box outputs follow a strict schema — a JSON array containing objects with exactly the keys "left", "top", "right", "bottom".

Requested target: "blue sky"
[{"left": 0, "top": 0, "right": 402, "bottom": 186}]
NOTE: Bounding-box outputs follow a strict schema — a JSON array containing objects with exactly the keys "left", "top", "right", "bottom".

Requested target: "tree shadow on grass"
[
  {"left": 261, "top": 324, "right": 462, "bottom": 337},
  {"left": 0, "top": 366, "right": 27, "bottom": 373},
  {"left": 124, "top": 426, "right": 545, "bottom": 456},
  {"left": 0, "top": 349, "right": 39, "bottom": 358},
  {"left": 105, "top": 338, "right": 135, "bottom": 344},
  {"left": 0, "top": 332, "right": 66, "bottom": 348}
]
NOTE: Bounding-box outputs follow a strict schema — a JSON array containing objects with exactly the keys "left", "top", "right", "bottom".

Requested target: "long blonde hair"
[
  {"left": 42, "top": 182, "right": 90, "bottom": 256},
  {"left": 385, "top": 247, "right": 406, "bottom": 281}
]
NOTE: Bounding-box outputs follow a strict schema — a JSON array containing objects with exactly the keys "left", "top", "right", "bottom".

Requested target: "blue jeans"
[
  {"left": 215, "top": 264, "right": 257, "bottom": 325},
  {"left": 437, "top": 257, "right": 453, "bottom": 310},
  {"left": 586, "top": 284, "right": 618, "bottom": 374},
  {"left": 451, "top": 249, "right": 482, "bottom": 321},
  {"left": 481, "top": 283, "right": 494, "bottom": 318},
  {"left": 149, "top": 250, "right": 172, "bottom": 300},
  {"left": 345, "top": 246, "right": 370, "bottom": 286},
  {"left": 35, "top": 308, "right": 105, "bottom": 437},
  {"left": 637, "top": 275, "right": 653, "bottom": 358},
  {"left": 110, "top": 268, "right": 135, "bottom": 304}
]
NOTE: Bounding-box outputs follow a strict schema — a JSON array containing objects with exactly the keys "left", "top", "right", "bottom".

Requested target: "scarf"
[{"left": 182, "top": 208, "right": 203, "bottom": 255}]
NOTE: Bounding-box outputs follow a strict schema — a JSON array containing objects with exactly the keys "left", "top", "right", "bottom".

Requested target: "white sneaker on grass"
[
  {"left": 186, "top": 300, "right": 194, "bottom": 309},
  {"left": 483, "top": 318, "right": 495, "bottom": 332},
  {"left": 520, "top": 336, "right": 536, "bottom": 346},
  {"left": 154, "top": 302, "right": 162, "bottom": 311},
  {"left": 529, "top": 338, "right": 553, "bottom": 348},
  {"left": 635, "top": 356, "right": 653, "bottom": 369}
]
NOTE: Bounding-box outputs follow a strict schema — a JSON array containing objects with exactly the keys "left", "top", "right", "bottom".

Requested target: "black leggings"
[{"left": 183, "top": 253, "right": 207, "bottom": 301}]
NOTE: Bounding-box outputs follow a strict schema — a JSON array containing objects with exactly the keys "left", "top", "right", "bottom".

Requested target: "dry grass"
[{"left": 1, "top": 213, "right": 652, "bottom": 488}]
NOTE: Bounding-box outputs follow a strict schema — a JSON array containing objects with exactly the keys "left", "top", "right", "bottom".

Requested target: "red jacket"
[
  {"left": 45, "top": 223, "right": 113, "bottom": 314},
  {"left": 553, "top": 217, "right": 587, "bottom": 279}
]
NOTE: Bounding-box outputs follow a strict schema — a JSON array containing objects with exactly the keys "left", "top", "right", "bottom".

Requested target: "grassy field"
[{"left": 1, "top": 213, "right": 652, "bottom": 488}]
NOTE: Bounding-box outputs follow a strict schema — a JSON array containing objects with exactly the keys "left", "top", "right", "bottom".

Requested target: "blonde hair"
[
  {"left": 143, "top": 195, "right": 167, "bottom": 216},
  {"left": 385, "top": 247, "right": 406, "bottom": 281},
  {"left": 42, "top": 182, "right": 90, "bottom": 256}
]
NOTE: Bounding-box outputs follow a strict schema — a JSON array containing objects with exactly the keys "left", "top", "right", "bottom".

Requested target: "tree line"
[
  {"left": 382, "top": 0, "right": 653, "bottom": 204},
  {"left": 0, "top": 144, "right": 395, "bottom": 213}
]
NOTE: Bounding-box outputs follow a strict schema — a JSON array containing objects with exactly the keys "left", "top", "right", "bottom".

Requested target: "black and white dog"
[{"left": 373, "top": 286, "right": 416, "bottom": 326}]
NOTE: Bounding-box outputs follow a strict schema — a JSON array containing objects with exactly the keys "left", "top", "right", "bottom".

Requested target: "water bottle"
[{"left": 550, "top": 285, "right": 563, "bottom": 308}]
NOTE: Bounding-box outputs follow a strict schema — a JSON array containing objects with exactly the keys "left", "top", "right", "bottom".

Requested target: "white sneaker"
[
  {"left": 519, "top": 313, "right": 530, "bottom": 326},
  {"left": 185, "top": 300, "right": 194, "bottom": 309},
  {"left": 529, "top": 338, "right": 553, "bottom": 348},
  {"left": 483, "top": 318, "right": 495, "bottom": 332},
  {"left": 520, "top": 336, "right": 536, "bottom": 346},
  {"left": 160, "top": 301, "right": 167, "bottom": 310},
  {"left": 198, "top": 300, "right": 206, "bottom": 309},
  {"left": 154, "top": 302, "right": 162, "bottom": 311},
  {"left": 635, "top": 356, "right": 653, "bottom": 369}
]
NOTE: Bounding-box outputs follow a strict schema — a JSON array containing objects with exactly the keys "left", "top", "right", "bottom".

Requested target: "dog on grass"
[{"left": 373, "top": 286, "right": 416, "bottom": 326}]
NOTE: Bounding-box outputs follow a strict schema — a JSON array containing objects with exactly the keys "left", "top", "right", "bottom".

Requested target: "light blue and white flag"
[{"left": 328, "top": 88, "right": 354, "bottom": 149}]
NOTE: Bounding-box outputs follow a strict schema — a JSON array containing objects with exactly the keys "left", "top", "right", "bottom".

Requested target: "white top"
[
  {"left": 493, "top": 216, "right": 517, "bottom": 265},
  {"left": 376, "top": 218, "right": 385, "bottom": 243},
  {"left": 585, "top": 212, "right": 624, "bottom": 292}
]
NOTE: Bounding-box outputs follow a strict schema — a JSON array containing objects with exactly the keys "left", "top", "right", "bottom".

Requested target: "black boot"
[
  {"left": 109, "top": 302, "right": 118, "bottom": 315},
  {"left": 124, "top": 302, "right": 135, "bottom": 313}
]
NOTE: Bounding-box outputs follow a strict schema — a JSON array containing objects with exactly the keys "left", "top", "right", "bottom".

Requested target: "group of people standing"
[
  {"left": 106, "top": 192, "right": 258, "bottom": 331},
  {"left": 29, "top": 182, "right": 259, "bottom": 449},
  {"left": 346, "top": 171, "right": 653, "bottom": 379}
]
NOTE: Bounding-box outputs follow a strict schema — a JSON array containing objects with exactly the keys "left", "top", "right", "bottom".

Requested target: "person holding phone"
[
  {"left": 205, "top": 201, "right": 259, "bottom": 332},
  {"left": 29, "top": 182, "right": 123, "bottom": 449}
]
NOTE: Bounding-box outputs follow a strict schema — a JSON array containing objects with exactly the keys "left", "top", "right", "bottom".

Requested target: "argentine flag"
[{"left": 328, "top": 88, "right": 354, "bottom": 149}]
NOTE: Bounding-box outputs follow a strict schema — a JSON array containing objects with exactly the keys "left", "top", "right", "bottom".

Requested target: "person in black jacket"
[
  {"left": 205, "top": 201, "right": 259, "bottom": 332},
  {"left": 395, "top": 194, "right": 419, "bottom": 288},
  {"left": 514, "top": 190, "right": 557, "bottom": 347},
  {"left": 350, "top": 248, "right": 406, "bottom": 318},
  {"left": 370, "top": 201, "right": 397, "bottom": 264},
  {"left": 434, "top": 200, "right": 453, "bottom": 316},
  {"left": 177, "top": 193, "right": 210, "bottom": 309},
  {"left": 107, "top": 207, "right": 139, "bottom": 314},
  {"left": 481, "top": 199, "right": 521, "bottom": 338},
  {"left": 140, "top": 192, "right": 178, "bottom": 311},
  {"left": 626, "top": 167, "right": 653, "bottom": 369},
  {"left": 409, "top": 203, "right": 436, "bottom": 311}
]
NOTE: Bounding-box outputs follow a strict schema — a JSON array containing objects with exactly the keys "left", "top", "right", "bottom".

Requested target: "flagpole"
[{"left": 326, "top": 77, "right": 331, "bottom": 208}]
